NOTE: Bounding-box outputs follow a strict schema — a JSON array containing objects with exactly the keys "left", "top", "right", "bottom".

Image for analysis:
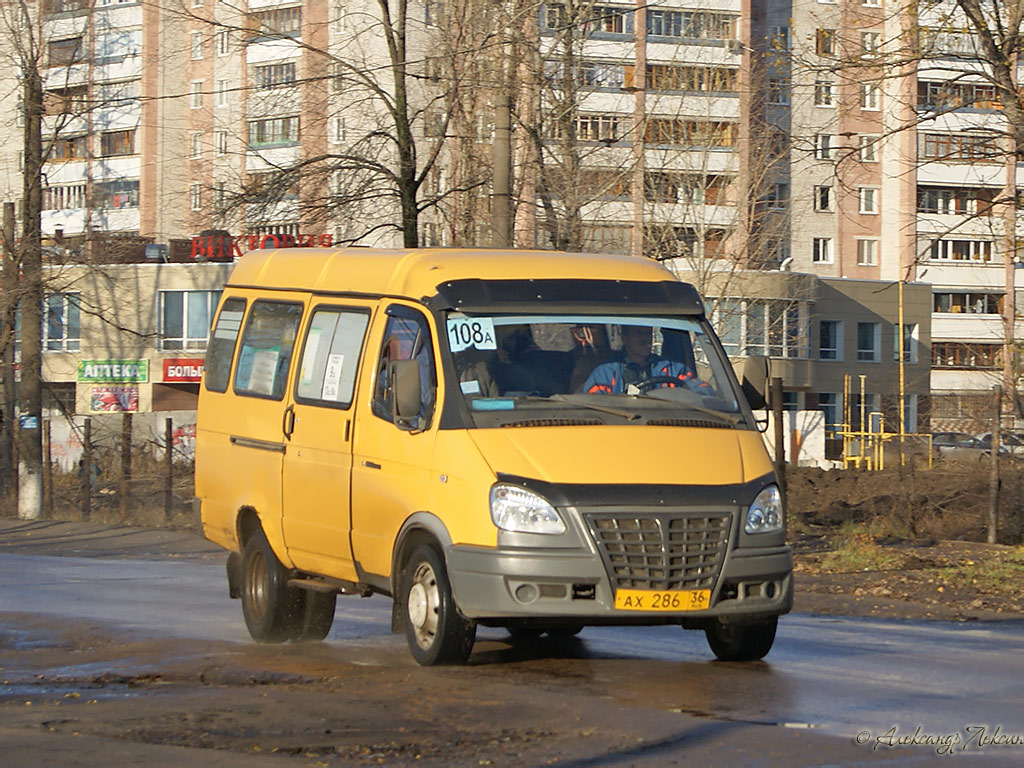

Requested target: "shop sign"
[
  {"left": 90, "top": 386, "right": 139, "bottom": 412},
  {"left": 78, "top": 360, "right": 149, "bottom": 383},
  {"left": 190, "top": 232, "right": 334, "bottom": 260},
  {"left": 163, "top": 358, "right": 204, "bottom": 382}
]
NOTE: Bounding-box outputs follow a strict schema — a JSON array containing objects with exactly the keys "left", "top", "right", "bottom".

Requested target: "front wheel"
[
  {"left": 240, "top": 528, "right": 303, "bottom": 643},
  {"left": 704, "top": 616, "right": 778, "bottom": 661},
  {"left": 401, "top": 544, "right": 476, "bottom": 666}
]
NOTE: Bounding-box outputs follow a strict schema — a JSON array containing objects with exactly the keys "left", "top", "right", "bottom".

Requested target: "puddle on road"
[
  {"left": 0, "top": 626, "right": 69, "bottom": 652},
  {"left": 0, "top": 681, "right": 168, "bottom": 704}
]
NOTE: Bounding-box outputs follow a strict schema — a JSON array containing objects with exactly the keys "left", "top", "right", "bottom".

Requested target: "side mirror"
[
  {"left": 389, "top": 359, "right": 423, "bottom": 425},
  {"left": 741, "top": 355, "right": 769, "bottom": 411}
]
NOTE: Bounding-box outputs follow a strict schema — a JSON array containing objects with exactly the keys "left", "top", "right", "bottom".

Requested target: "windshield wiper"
[{"left": 523, "top": 395, "right": 641, "bottom": 420}]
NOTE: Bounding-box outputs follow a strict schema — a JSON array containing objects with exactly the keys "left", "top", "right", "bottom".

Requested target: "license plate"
[{"left": 614, "top": 588, "right": 711, "bottom": 612}]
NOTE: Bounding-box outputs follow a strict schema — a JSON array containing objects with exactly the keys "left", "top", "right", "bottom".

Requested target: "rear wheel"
[
  {"left": 293, "top": 590, "right": 337, "bottom": 642},
  {"left": 401, "top": 544, "right": 476, "bottom": 666},
  {"left": 704, "top": 617, "right": 778, "bottom": 661},
  {"left": 240, "top": 528, "right": 303, "bottom": 643}
]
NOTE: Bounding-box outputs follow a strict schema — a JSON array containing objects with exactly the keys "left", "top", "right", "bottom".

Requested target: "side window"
[
  {"left": 233, "top": 301, "right": 303, "bottom": 400},
  {"left": 204, "top": 297, "right": 246, "bottom": 393},
  {"left": 295, "top": 307, "right": 369, "bottom": 408},
  {"left": 372, "top": 308, "right": 436, "bottom": 426}
]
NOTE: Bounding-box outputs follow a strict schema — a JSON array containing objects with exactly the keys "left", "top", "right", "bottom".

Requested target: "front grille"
[{"left": 584, "top": 513, "right": 731, "bottom": 591}]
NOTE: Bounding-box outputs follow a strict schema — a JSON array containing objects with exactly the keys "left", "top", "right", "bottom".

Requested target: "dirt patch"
[{"left": 787, "top": 462, "right": 1024, "bottom": 620}]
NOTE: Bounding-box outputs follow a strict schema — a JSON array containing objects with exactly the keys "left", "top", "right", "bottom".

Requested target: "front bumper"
[{"left": 447, "top": 541, "right": 792, "bottom": 624}]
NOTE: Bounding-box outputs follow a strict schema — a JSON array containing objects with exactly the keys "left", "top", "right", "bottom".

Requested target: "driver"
[{"left": 583, "top": 325, "right": 707, "bottom": 395}]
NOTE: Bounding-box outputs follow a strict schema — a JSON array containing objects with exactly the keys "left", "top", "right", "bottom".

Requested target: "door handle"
[
  {"left": 362, "top": 460, "right": 381, "bottom": 470},
  {"left": 282, "top": 405, "right": 295, "bottom": 440}
]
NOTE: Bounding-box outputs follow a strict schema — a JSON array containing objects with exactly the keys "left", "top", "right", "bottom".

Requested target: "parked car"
[
  {"left": 974, "top": 432, "right": 1022, "bottom": 456},
  {"left": 931, "top": 432, "right": 992, "bottom": 461}
]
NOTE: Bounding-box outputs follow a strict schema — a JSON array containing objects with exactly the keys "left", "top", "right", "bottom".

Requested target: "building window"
[
  {"left": 859, "top": 186, "right": 879, "bottom": 213},
  {"left": 159, "top": 290, "right": 222, "bottom": 351},
  {"left": 812, "top": 237, "right": 834, "bottom": 263},
  {"left": 100, "top": 129, "right": 135, "bottom": 157},
  {"left": 767, "top": 182, "right": 789, "bottom": 209},
  {"left": 44, "top": 293, "right": 81, "bottom": 352},
  {"left": 819, "top": 320, "right": 842, "bottom": 360},
  {"left": 48, "top": 135, "right": 88, "bottom": 162},
  {"left": 191, "top": 31, "right": 203, "bottom": 60},
  {"left": 861, "top": 31, "right": 881, "bottom": 57},
  {"left": 215, "top": 130, "right": 228, "bottom": 155},
  {"left": 767, "top": 78, "right": 790, "bottom": 105},
  {"left": 857, "top": 322, "right": 880, "bottom": 362},
  {"left": 217, "top": 29, "right": 230, "bottom": 55},
  {"left": 934, "top": 292, "right": 1001, "bottom": 314},
  {"left": 190, "top": 132, "right": 202, "bottom": 158},
  {"left": 253, "top": 62, "right": 297, "bottom": 89},
  {"left": 818, "top": 392, "right": 840, "bottom": 437},
  {"left": 861, "top": 82, "right": 880, "bottom": 109},
  {"left": 816, "top": 28, "right": 836, "bottom": 55},
  {"left": 768, "top": 26, "right": 790, "bottom": 50},
  {"left": 922, "top": 132, "right": 999, "bottom": 161},
  {"left": 48, "top": 37, "right": 84, "bottom": 67},
  {"left": 929, "top": 239, "right": 992, "bottom": 261},
  {"left": 332, "top": 117, "right": 346, "bottom": 143},
  {"left": 814, "top": 185, "right": 833, "bottom": 211},
  {"left": 216, "top": 80, "right": 229, "bottom": 107},
  {"left": 859, "top": 135, "right": 879, "bottom": 161},
  {"left": 248, "top": 116, "right": 299, "bottom": 147},
  {"left": 918, "top": 186, "right": 995, "bottom": 215},
  {"left": 932, "top": 342, "right": 1001, "bottom": 369},
  {"left": 857, "top": 238, "right": 879, "bottom": 265},
  {"left": 94, "top": 179, "right": 139, "bottom": 209},
  {"left": 815, "top": 80, "right": 835, "bottom": 106},
  {"left": 895, "top": 323, "right": 918, "bottom": 364},
  {"left": 644, "top": 9, "right": 736, "bottom": 41},
  {"left": 190, "top": 183, "right": 201, "bottom": 211},
  {"left": 190, "top": 81, "right": 203, "bottom": 109},
  {"left": 814, "top": 134, "right": 833, "bottom": 160},
  {"left": 247, "top": 7, "right": 303, "bottom": 39}
]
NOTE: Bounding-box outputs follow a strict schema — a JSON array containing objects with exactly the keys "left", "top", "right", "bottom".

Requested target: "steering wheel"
[{"left": 635, "top": 375, "right": 688, "bottom": 392}]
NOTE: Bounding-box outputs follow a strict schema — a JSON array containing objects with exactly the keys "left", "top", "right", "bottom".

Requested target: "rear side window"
[
  {"left": 233, "top": 301, "right": 303, "bottom": 400},
  {"left": 295, "top": 307, "right": 370, "bottom": 408},
  {"left": 203, "top": 297, "right": 246, "bottom": 393}
]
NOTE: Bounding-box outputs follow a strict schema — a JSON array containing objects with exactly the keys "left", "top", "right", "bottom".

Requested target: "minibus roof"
[{"left": 225, "top": 247, "right": 703, "bottom": 314}]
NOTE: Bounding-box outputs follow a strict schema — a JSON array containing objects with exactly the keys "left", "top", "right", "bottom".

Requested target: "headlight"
[
  {"left": 745, "top": 485, "right": 783, "bottom": 534},
  {"left": 490, "top": 484, "right": 565, "bottom": 535}
]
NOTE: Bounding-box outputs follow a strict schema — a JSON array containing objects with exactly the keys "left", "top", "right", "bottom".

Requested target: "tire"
[
  {"left": 401, "top": 544, "right": 476, "bottom": 666},
  {"left": 240, "top": 528, "right": 303, "bottom": 643},
  {"left": 704, "top": 616, "right": 778, "bottom": 661},
  {"left": 293, "top": 590, "right": 337, "bottom": 642}
]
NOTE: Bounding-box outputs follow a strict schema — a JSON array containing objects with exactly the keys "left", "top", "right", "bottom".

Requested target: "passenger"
[
  {"left": 583, "top": 325, "right": 708, "bottom": 395},
  {"left": 569, "top": 324, "right": 611, "bottom": 393}
]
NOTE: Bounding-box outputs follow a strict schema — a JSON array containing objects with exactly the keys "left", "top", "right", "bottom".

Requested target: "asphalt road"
[{"left": 1, "top": 520, "right": 1023, "bottom": 765}]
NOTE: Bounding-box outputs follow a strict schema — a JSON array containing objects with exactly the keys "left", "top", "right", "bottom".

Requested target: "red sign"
[
  {"left": 190, "top": 233, "right": 334, "bottom": 260},
  {"left": 163, "top": 358, "right": 205, "bottom": 382}
]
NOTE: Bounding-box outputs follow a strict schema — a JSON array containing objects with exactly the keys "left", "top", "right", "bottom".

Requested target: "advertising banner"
[{"left": 90, "top": 386, "right": 139, "bottom": 412}]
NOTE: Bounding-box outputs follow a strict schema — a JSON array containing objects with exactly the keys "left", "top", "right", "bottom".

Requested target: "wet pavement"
[{"left": 1, "top": 519, "right": 1023, "bottom": 765}]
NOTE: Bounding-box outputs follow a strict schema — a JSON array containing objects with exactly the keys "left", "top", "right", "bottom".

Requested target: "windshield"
[{"left": 445, "top": 313, "right": 744, "bottom": 428}]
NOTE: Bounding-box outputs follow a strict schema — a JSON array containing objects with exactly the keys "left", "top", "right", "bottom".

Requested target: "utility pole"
[
  {"left": 18, "top": 56, "right": 44, "bottom": 520},
  {"left": 492, "top": 92, "right": 512, "bottom": 248}
]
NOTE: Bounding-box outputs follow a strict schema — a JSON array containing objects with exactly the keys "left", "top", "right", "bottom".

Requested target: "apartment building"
[
  {"left": 2, "top": 0, "right": 1013, "bottom": 436},
  {"left": 780, "top": 0, "right": 1024, "bottom": 429}
]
